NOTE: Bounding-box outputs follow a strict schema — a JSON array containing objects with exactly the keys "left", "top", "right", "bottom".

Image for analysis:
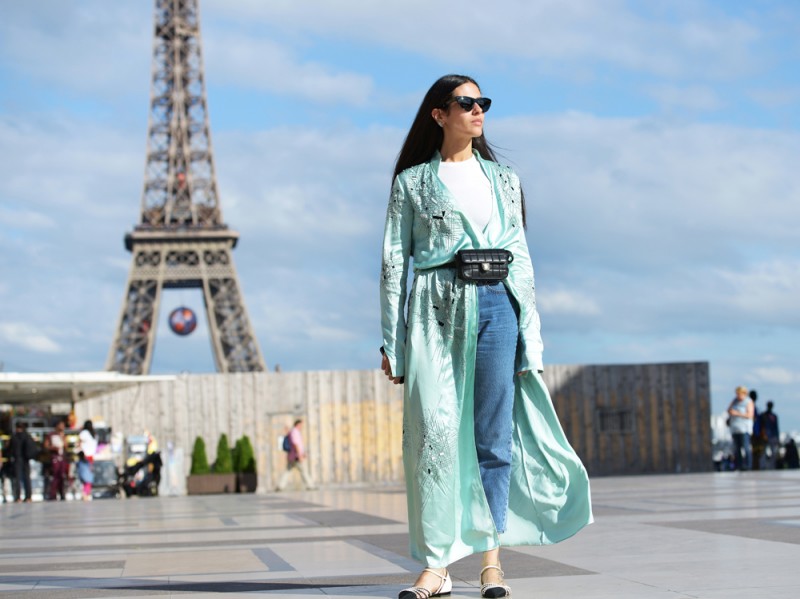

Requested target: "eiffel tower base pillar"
[{"left": 107, "top": 234, "right": 265, "bottom": 374}]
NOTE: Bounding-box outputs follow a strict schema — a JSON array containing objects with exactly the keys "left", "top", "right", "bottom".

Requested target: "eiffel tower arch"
[{"left": 107, "top": 0, "right": 265, "bottom": 374}]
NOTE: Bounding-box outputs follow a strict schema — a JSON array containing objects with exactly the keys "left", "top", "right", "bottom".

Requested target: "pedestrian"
[
  {"left": 759, "top": 401, "right": 780, "bottom": 469},
  {"left": 0, "top": 437, "right": 11, "bottom": 503},
  {"left": 749, "top": 389, "right": 765, "bottom": 470},
  {"left": 79, "top": 420, "right": 97, "bottom": 465},
  {"left": 275, "top": 419, "right": 316, "bottom": 491},
  {"left": 44, "top": 420, "right": 68, "bottom": 500},
  {"left": 76, "top": 451, "right": 94, "bottom": 501},
  {"left": 727, "top": 386, "right": 754, "bottom": 471},
  {"left": 9, "top": 422, "right": 36, "bottom": 503},
  {"left": 379, "top": 74, "right": 592, "bottom": 599},
  {"left": 78, "top": 420, "right": 97, "bottom": 501}
]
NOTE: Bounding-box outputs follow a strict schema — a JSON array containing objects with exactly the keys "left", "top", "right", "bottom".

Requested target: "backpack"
[{"left": 282, "top": 434, "right": 292, "bottom": 452}]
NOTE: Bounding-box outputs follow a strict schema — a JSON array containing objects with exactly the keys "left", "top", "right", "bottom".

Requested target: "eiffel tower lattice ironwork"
[{"left": 107, "top": 0, "right": 265, "bottom": 374}]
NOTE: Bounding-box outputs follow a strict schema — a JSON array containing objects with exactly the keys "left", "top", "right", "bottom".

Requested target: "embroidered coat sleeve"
[
  {"left": 380, "top": 175, "right": 414, "bottom": 378},
  {"left": 506, "top": 170, "right": 544, "bottom": 373}
]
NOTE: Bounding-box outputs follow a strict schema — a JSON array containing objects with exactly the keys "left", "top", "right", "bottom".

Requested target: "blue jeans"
[
  {"left": 732, "top": 432, "right": 752, "bottom": 471},
  {"left": 474, "top": 282, "right": 519, "bottom": 534}
]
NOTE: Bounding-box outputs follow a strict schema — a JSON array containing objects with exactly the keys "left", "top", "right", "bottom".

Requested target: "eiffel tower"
[{"left": 107, "top": 0, "right": 265, "bottom": 374}]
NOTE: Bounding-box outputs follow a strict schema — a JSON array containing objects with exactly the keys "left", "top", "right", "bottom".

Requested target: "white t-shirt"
[
  {"left": 79, "top": 429, "right": 97, "bottom": 457},
  {"left": 49, "top": 433, "right": 64, "bottom": 455},
  {"left": 437, "top": 156, "right": 494, "bottom": 231}
]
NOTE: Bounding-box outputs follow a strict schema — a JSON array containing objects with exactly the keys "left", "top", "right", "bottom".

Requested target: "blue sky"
[{"left": 1, "top": 1, "right": 798, "bottom": 432}]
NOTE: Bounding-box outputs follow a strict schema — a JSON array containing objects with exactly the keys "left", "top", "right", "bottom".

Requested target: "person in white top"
[
  {"left": 78, "top": 420, "right": 98, "bottom": 501},
  {"left": 383, "top": 74, "right": 544, "bottom": 599},
  {"left": 79, "top": 420, "right": 97, "bottom": 463}
]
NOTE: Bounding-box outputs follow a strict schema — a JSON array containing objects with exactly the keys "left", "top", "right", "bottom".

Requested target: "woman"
[
  {"left": 727, "top": 386, "right": 754, "bottom": 471},
  {"left": 79, "top": 420, "right": 97, "bottom": 500},
  {"left": 380, "top": 74, "right": 592, "bottom": 599},
  {"left": 44, "top": 419, "right": 68, "bottom": 500},
  {"left": 76, "top": 451, "right": 94, "bottom": 501}
]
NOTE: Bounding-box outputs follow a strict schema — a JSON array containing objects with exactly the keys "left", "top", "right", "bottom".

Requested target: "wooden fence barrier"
[{"left": 76, "top": 361, "right": 710, "bottom": 492}]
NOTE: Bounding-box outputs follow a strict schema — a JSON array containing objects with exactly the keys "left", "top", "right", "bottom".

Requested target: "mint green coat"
[{"left": 380, "top": 151, "right": 593, "bottom": 567}]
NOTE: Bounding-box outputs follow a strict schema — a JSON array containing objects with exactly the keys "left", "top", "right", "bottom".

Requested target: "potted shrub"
[
  {"left": 235, "top": 435, "right": 257, "bottom": 493},
  {"left": 190, "top": 436, "right": 210, "bottom": 475},
  {"left": 187, "top": 436, "right": 211, "bottom": 494},
  {"left": 186, "top": 434, "right": 236, "bottom": 495},
  {"left": 213, "top": 434, "right": 234, "bottom": 474},
  {"left": 211, "top": 433, "right": 237, "bottom": 492}
]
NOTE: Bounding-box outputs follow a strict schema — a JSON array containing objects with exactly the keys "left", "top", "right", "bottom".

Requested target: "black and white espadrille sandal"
[
  {"left": 480, "top": 564, "right": 511, "bottom": 597},
  {"left": 398, "top": 568, "right": 452, "bottom": 598}
]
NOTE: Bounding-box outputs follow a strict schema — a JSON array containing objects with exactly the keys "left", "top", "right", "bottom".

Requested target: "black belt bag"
[{"left": 455, "top": 249, "right": 514, "bottom": 282}]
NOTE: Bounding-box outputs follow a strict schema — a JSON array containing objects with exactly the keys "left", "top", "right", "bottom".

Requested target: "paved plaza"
[{"left": 1, "top": 471, "right": 799, "bottom": 598}]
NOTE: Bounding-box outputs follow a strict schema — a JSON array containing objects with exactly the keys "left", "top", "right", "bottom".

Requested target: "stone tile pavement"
[{"left": 1, "top": 471, "right": 799, "bottom": 597}]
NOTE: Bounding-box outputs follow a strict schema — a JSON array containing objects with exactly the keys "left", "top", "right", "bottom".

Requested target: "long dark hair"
[
  {"left": 393, "top": 74, "right": 526, "bottom": 227},
  {"left": 82, "top": 420, "right": 95, "bottom": 438}
]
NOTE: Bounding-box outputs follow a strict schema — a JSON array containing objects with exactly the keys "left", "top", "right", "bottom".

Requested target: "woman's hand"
[{"left": 381, "top": 353, "right": 404, "bottom": 384}]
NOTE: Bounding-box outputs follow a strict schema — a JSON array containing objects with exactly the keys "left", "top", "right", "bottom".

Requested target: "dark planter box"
[
  {"left": 186, "top": 473, "right": 236, "bottom": 495},
  {"left": 236, "top": 472, "right": 258, "bottom": 493}
]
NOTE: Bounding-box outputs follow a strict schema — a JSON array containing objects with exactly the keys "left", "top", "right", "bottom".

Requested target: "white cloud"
[
  {"left": 712, "top": 261, "right": 800, "bottom": 321},
  {"left": 0, "top": 206, "right": 56, "bottom": 229},
  {"left": 102, "top": 257, "right": 133, "bottom": 272},
  {"left": 0, "top": 2, "right": 150, "bottom": 96},
  {"left": 0, "top": 322, "right": 61, "bottom": 354},
  {"left": 750, "top": 367, "right": 799, "bottom": 386},
  {"left": 204, "top": 32, "right": 374, "bottom": 105},
  {"left": 0, "top": 112, "right": 146, "bottom": 371},
  {"left": 539, "top": 289, "right": 601, "bottom": 317},
  {"left": 646, "top": 84, "right": 723, "bottom": 112},
  {"left": 227, "top": 183, "right": 370, "bottom": 238},
  {"left": 492, "top": 112, "right": 800, "bottom": 268},
  {"left": 487, "top": 112, "right": 800, "bottom": 340},
  {"left": 204, "top": 0, "right": 761, "bottom": 79},
  {"left": 749, "top": 87, "right": 800, "bottom": 109},
  {"left": 245, "top": 268, "right": 376, "bottom": 371},
  {"left": 214, "top": 125, "right": 400, "bottom": 245},
  {"left": 0, "top": 116, "right": 143, "bottom": 219}
]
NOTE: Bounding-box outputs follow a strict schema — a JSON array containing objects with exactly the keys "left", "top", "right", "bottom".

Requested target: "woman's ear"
[{"left": 431, "top": 108, "right": 444, "bottom": 128}]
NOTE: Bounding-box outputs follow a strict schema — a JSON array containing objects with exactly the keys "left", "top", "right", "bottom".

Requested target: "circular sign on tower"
[{"left": 168, "top": 307, "right": 197, "bottom": 336}]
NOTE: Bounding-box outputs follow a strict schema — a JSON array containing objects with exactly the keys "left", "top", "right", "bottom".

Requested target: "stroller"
[
  {"left": 121, "top": 451, "right": 162, "bottom": 497},
  {"left": 90, "top": 459, "right": 123, "bottom": 499}
]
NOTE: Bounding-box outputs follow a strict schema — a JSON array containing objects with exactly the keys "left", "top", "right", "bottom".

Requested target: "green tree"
[
  {"left": 190, "top": 436, "right": 210, "bottom": 475},
  {"left": 213, "top": 433, "right": 234, "bottom": 473}
]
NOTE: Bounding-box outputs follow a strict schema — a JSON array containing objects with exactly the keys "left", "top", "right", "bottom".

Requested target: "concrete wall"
[
  {"left": 76, "top": 361, "right": 710, "bottom": 492},
  {"left": 76, "top": 370, "right": 404, "bottom": 492}
]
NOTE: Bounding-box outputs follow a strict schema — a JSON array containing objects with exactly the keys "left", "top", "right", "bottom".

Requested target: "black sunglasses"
[{"left": 446, "top": 96, "right": 492, "bottom": 113}]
